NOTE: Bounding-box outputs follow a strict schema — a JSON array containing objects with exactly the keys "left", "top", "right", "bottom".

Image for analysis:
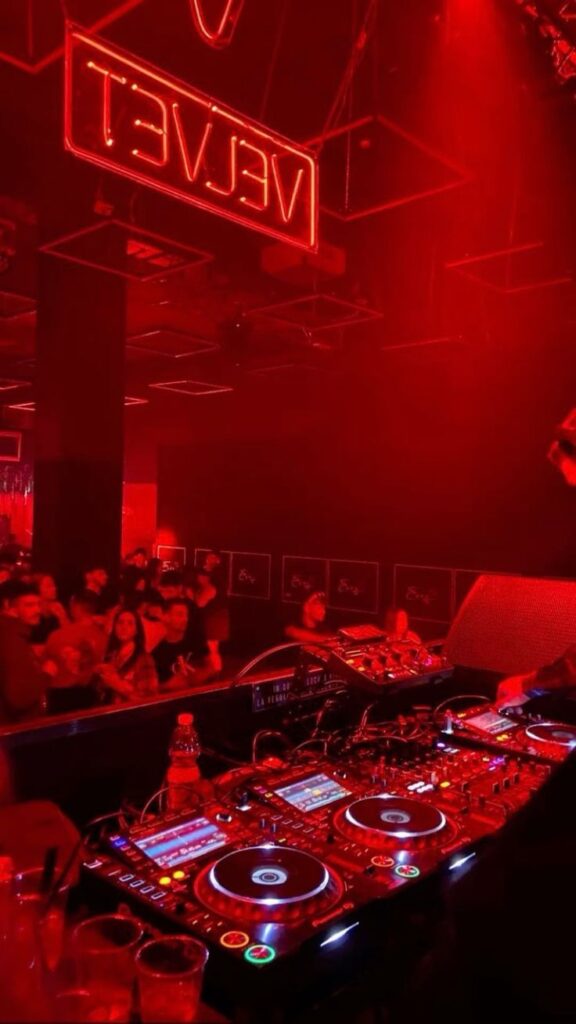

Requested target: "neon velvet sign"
[
  {"left": 189, "top": 0, "right": 246, "bottom": 48},
  {"left": 64, "top": 27, "right": 318, "bottom": 251}
]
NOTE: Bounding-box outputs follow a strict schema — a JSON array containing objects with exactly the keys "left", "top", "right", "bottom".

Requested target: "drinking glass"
[
  {"left": 13, "top": 866, "right": 70, "bottom": 972},
  {"left": 0, "top": 867, "right": 71, "bottom": 1020},
  {"left": 73, "top": 914, "right": 144, "bottom": 1022},
  {"left": 136, "top": 935, "right": 208, "bottom": 1023},
  {"left": 53, "top": 988, "right": 95, "bottom": 1023}
]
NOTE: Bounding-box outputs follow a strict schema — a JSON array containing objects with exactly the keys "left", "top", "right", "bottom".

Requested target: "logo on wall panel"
[
  {"left": 282, "top": 556, "right": 329, "bottom": 604},
  {"left": 327, "top": 560, "right": 379, "bottom": 614},
  {"left": 156, "top": 544, "right": 187, "bottom": 571},
  {"left": 189, "top": 0, "right": 245, "bottom": 48},
  {"left": 229, "top": 552, "right": 271, "bottom": 600},
  {"left": 393, "top": 564, "right": 453, "bottom": 623},
  {"left": 64, "top": 27, "right": 318, "bottom": 251}
]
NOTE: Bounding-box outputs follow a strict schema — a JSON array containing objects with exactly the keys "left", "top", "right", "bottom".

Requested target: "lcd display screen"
[
  {"left": 274, "top": 773, "right": 351, "bottom": 813},
  {"left": 134, "top": 817, "right": 229, "bottom": 869},
  {"left": 466, "top": 711, "right": 518, "bottom": 736}
]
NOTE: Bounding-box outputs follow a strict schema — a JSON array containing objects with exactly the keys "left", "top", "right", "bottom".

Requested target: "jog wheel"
[
  {"left": 335, "top": 795, "right": 453, "bottom": 850},
  {"left": 195, "top": 845, "right": 343, "bottom": 923}
]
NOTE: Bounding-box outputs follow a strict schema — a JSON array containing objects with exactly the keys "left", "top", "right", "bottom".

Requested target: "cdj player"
[
  {"left": 83, "top": 799, "right": 383, "bottom": 1015},
  {"left": 443, "top": 701, "right": 576, "bottom": 765},
  {"left": 83, "top": 717, "right": 551, "bottom": 1016}
]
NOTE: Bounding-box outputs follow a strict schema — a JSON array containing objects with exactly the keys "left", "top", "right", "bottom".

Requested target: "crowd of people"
[
  {"left": 0, "top": 538, "right": 433, "bottom": 725},
  {"left": 0, "top": 548, "right": 230, "bottom": 722}
]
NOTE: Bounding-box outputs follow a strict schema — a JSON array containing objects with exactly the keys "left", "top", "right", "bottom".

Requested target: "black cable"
[{"left": 230, "top": 640, "right": 336, "bottom": 686}]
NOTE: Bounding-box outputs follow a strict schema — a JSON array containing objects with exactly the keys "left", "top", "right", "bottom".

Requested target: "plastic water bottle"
[{"left": 166, "top": 713, "right": 201, "bottom": 813}]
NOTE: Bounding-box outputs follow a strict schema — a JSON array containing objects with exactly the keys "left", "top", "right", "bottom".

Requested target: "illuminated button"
[
  {"left": 394, "top": 864, "right": 420, "bottom": 879},
  {"left": 220, "top": 931, "right": 250, "bottom": 950},
  {"left": 371, "top": 855, "right": 395, "bottom": 869},
  {"left": 172, "top": 870, "right": 186, "bottom": 881},
  {"left": 244, "top": 944, "right": 276, "bottom": 965},
  {"left": 159, "top": 876, "right": 172, "bottom": 887},
  {"left": 440, "top": 781, "right": 451, "bottom": 789}
]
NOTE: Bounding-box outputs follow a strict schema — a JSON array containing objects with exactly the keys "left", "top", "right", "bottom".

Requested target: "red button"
[
  {"left": 220, "top": 931, "right": 249, "bottom": 950},
  {"left": 371, "top": 855, "right": 395, "bottom": 869}
]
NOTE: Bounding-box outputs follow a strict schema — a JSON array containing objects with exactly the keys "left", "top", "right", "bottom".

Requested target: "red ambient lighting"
[
  {"left": 189, "top": 0, "right": 246, "bottom": 49},
  {"left": 64, "top": 27, "right": 318, "bottom": 251}
]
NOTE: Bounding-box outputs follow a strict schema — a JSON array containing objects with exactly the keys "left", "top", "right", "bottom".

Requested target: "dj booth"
[{"left": 2, "top": 575, "right": 576, "bottom": 1021}]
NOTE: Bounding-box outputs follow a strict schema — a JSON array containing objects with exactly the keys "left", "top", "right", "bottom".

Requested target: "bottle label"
[{"left": 166, "top": 764, "right": 201, "bottom": 812}]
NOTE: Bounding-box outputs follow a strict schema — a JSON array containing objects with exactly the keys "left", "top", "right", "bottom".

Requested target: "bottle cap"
[{"left": 178, "top": 713, "right": 194, "bottom": 726}]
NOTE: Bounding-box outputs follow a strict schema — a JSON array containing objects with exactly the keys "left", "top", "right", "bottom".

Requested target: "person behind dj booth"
[
  {"left": 284, "top": 591, "right": 335, "bottom": 645},
  {"left": 383, "top": 606, "right": 422, "bottom": 645},
  {"left": 496, "top": 644, "right": 576, "bottom": 705},
  {"left": 151, "top": 597, "right": 210, "bottom": 690}
]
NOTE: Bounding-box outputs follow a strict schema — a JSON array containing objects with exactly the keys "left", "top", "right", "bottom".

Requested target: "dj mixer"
[
  {"left": 442, "top": 701, "right": 576, "bottom": 765},
  {"left": 83, "top": 717, "right": 552, "bottom": 1016},
  {"left": 309, "top": 624, "right": 451, "bottom": 695}
]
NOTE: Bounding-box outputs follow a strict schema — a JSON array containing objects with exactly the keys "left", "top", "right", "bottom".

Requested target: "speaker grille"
[{"left": 445, "top": 574, "right": 576, "bottom": 675}]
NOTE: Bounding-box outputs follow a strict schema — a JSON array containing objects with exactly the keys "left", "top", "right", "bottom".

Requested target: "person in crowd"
[
  {"left": 284, "top": 591, "right": 334, "bottom": 645},
  {"left": 29, "top": 573, "right": 68, "bottom": 647},
  {"left": 157, "top": 570, "right": 184, "bottom": 602},
  {"left": 152, "top": 597, "right": 209, "bottom": 689},
  {"left": 194, "top": 551, "right": 230, "bottom": 674},
  {"left": 96, "top": 609, "right": 158, "bottom": 703},
  {"left": 121, "top": 549, "right": 148, "bottom": 598},
  {"left": 79, "top": 564, "right": 110, "bottom": 616},
  {"left": 383, "top": 606, "right": 422, "bottom": 645},
  {"left": 124, "top": 548, "right": 148, "bottom": 570},
  {"left": 145, "top": 557, "right": 163, "bottom": 592},
  {"left": 0, "top": 563, "right": 12, "bottom": 587},
  {"left": 0, "top": 580, "right": 47, "bottom": 721},
  {"left": 0, "top": 533, "right": 23, "bottom": 565},
  {"left": 43, "top": 593, "right": 107, "bottom": 695},
  {"left": 140, "top": 591, "right": 166, "bottom": 652}
]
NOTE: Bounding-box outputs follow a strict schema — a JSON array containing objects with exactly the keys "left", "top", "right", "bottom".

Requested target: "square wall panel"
[
  {"left": 393, "top": 564, "right": 454, "bottom": 623},
  {"left": 327, "top": 560, "right": 379, "bottom": 614},
  {"left": 282, "top": 555, "right": 328, "bottom": 604},
  {"left": 149, "top": 379, "right": 233, "bottom": 395},
  {"left": 309, "top": 115, "right": 468, "bottom": 222},
  {"left": 229, "top": 552, "right": 271, "bottom": 600},
  {"left": 156, "top": 544, "right": 186, "bottom": 571},
  {"left": 40, "top": 220, "right": 213, "bottom": 282},
  {"left": 251, "top": 293, "right": 382, "bottom": 332},
  {"left": 0, "top": 0, "right": 143, "bottom": 73}
]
